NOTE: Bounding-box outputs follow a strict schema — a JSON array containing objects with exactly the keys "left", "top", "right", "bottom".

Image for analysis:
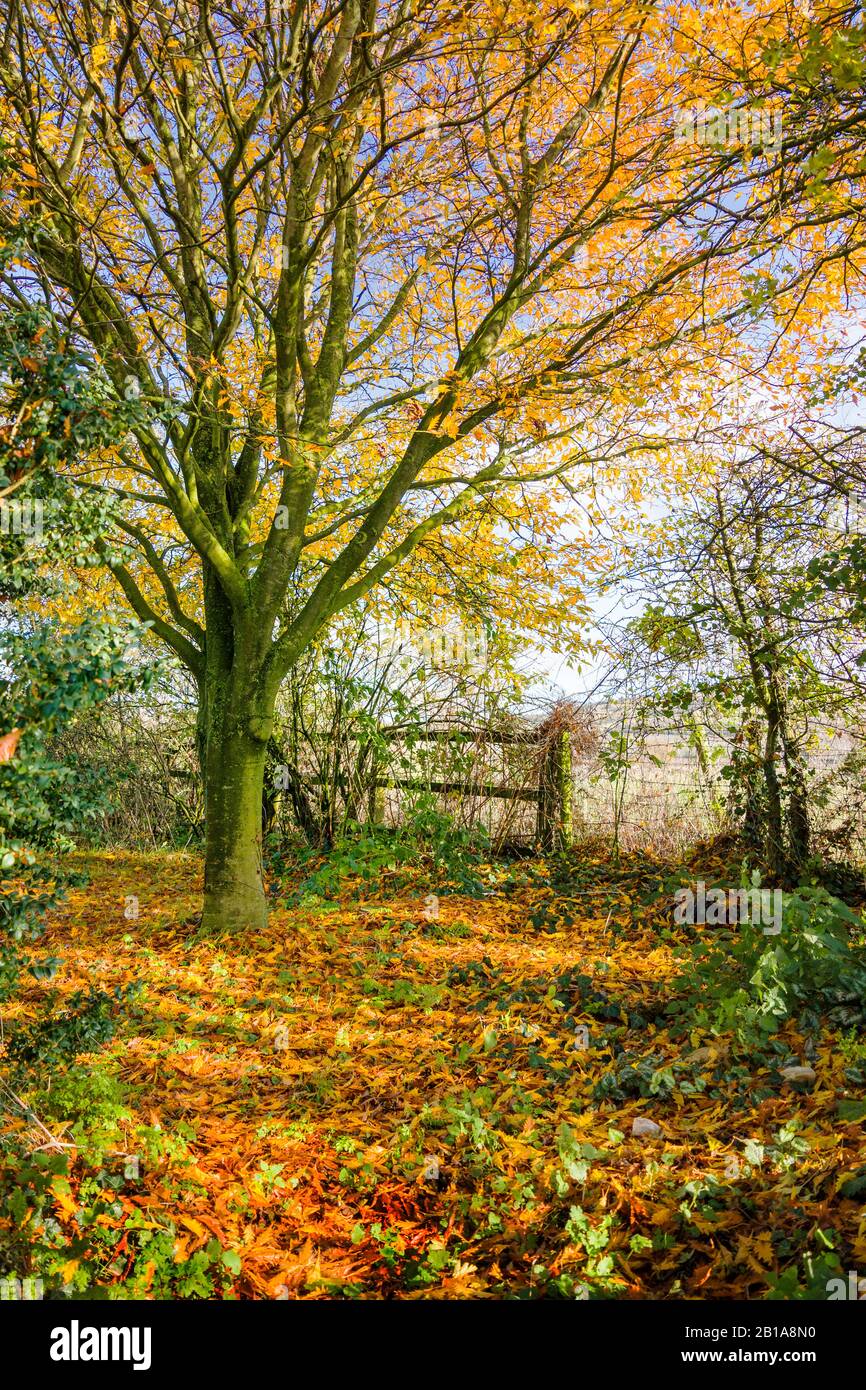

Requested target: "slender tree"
[{"left": 611, "top": 457, "right": 864, "bottom": 879}]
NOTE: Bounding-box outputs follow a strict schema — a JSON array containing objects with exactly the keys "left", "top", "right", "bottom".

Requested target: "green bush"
[
  {"left": 283, "top": 799, "right": 491, "bottom": 902},
  {"left": 671, "top": 885, "right": 866, "bottom": 1041}
]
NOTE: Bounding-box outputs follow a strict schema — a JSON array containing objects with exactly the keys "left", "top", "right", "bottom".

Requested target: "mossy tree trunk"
[
  {"left": 202, "top": 725, "right": 269, "bottom": 932},
  {"left": 198, "top": 563, "right": 277, "bottom": 933}
]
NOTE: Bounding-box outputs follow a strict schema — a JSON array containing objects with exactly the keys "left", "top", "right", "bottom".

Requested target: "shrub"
[{"left": 671, "top": 885, "right": 866, "bottom": 1041}]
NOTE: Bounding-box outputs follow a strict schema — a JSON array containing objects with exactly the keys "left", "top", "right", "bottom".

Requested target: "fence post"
[
  {"left": 537, "top": 730, "right": 573, "bottom": 852},
  {"left": 557, "top": 730, "right": 573, "bottom": 848},
  {"left": 536, "top": 735, "right": 551, "bottom": 849}
]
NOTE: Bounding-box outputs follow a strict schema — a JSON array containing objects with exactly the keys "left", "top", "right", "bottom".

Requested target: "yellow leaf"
[{"left": 51, "top": 1184, "right": 78, "bottom": 1218}]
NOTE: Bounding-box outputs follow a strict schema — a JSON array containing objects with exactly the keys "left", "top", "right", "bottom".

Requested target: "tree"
[
  {"left": 610, "top": 454, "right": 864, "bottom": 880},
  {"left": 0, "top": 0, "right": 823, "bottom": 929}
]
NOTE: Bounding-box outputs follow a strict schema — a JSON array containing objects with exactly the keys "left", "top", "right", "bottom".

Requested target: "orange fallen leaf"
[{"left": 0, "top": 729, "right": 22, "bottom": 763}]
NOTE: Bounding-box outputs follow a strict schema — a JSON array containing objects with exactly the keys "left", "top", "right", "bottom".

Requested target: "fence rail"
[{"left": 366, "top": 725, "right": 573, "bottom": 850}]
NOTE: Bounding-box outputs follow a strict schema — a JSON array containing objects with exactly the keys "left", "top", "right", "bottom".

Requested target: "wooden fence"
[{"left": 365, "top": 725, "right": 574, "bottom": 850}]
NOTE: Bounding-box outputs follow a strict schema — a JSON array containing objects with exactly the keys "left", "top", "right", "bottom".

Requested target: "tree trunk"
[
  {"left": 195, "top": 549, "right": 279, "bottom": 931},
  {"left": 777, "top": 698, "right": 811, "bottom": 875},
  {"left": 785, "top": 759, "right": 811, "bottom": 873},
  {"left": 202, "top": 725, "right": 268, "bottom": 932},
  {"left": 269, "top": 736, "right": 321, "bottom": 846},
  {"left": 762, "top": 715, "right": 785, "bottom": 881}
]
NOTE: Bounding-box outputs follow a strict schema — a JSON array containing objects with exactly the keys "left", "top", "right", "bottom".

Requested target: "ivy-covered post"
[
  {"left": 536, "top": 735, "right": 552, "bottom": 850},
  {"left": 556, "top": 730, "right": 573, "bottom": 850},
  {"left": 537, "top": 729, "right": 572, "bottom": 851}
]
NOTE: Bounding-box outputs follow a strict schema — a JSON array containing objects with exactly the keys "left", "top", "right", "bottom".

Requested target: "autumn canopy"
[{"left": 0, "top": 0, "right": 857, "bottom": 932}]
